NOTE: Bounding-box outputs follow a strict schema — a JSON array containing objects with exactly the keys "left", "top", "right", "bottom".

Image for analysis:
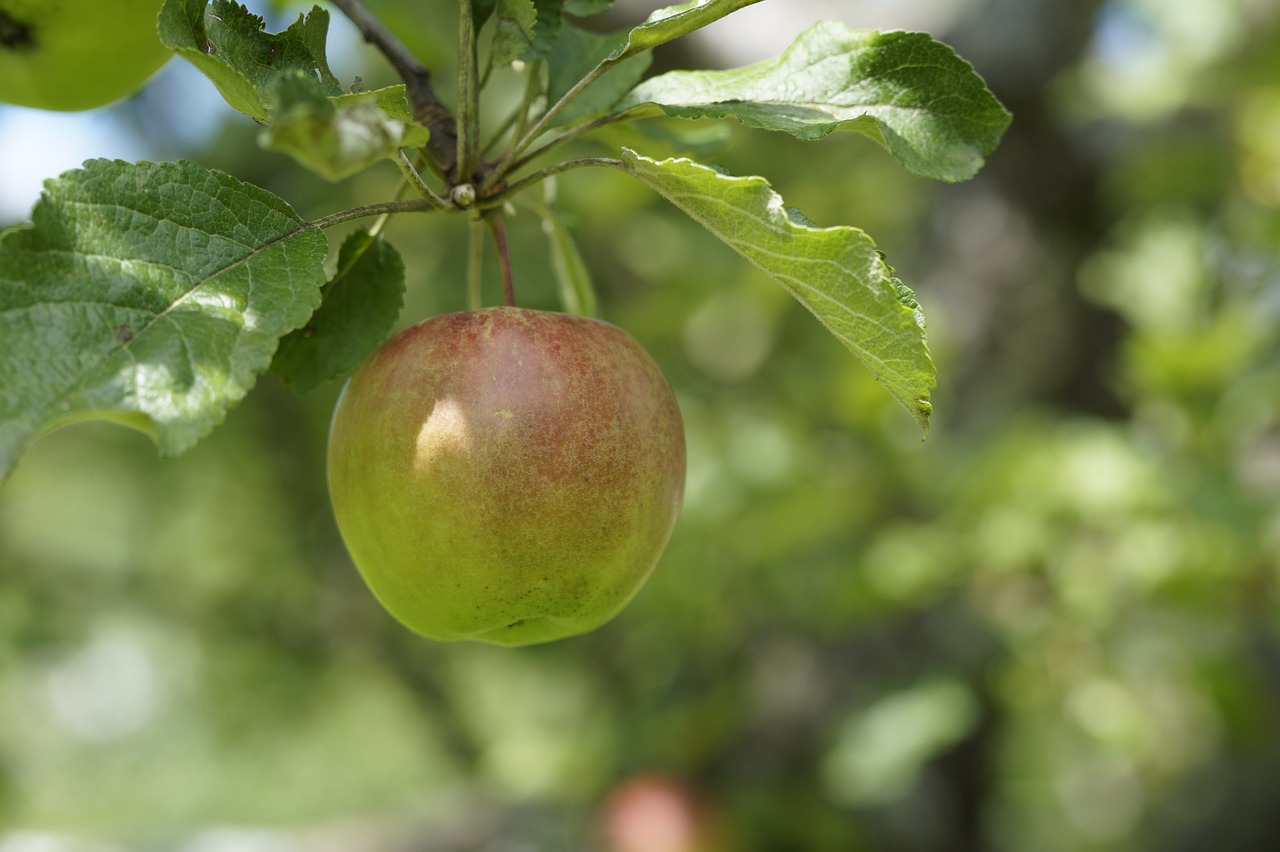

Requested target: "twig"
[
  {"left": 480, "top": 157, "right": 624, "bottom": 208},
  {"left": 330, "top": 0, "right": 459, "bottom": 177}
]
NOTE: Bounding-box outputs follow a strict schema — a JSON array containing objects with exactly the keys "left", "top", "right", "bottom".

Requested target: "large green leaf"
[
  {"left": 272, "top": 228, "right": 406, "bottom": 393},
  {"left": 0, "top": 159, "right": 328, "bottom": 479},
  {"left": 621, "top": 149, "right": 934, "bottom": 433},
  {"left": 261, "top": 78, "right": 431, "bottom": 181},
  {"left": 158, "top": 0, "right": 341, "bottom": 122},
  {"left": 617, "top": 23, "right": 1011, "bottom": 182}
]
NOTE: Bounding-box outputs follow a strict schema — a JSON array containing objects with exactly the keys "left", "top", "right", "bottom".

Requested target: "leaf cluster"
[{"left": 0, "top": 0, "right": 1010, "bottom": 478}]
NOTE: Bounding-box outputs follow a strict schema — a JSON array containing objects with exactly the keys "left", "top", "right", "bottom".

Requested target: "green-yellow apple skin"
[
  {"left": 0, "top": 0, "right": 169, "bottom": 111},
  {"left": 327, "top": 307, "right": 687, "bottom": 646}
]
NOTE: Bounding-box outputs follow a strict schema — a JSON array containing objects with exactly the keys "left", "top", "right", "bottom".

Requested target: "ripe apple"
[
  {"left": 327, "top": 307, "right": 686, "bottom": 645},
  {"left": 0, "top": 0, "right": 169, "bottom": 111},
  {"left": 603, "top": 774, "right": 722, "bottom": 852}
]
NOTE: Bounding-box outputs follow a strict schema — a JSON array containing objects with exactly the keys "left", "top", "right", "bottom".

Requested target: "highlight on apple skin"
[{"left": 326, "top": 307, "right": 687, "bottom": 646}]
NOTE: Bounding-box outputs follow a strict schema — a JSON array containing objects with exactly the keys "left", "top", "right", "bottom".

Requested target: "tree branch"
[{"left": 330, "top": 0, "right": 459, "bottom": 178}]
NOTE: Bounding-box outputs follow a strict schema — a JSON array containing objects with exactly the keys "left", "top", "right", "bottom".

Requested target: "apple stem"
[
  {"left": 486, "top": 213, "right": 517, "bottom": 307},
  {"left": 467, "top": 217, "right": 484, "bottom": 310}
]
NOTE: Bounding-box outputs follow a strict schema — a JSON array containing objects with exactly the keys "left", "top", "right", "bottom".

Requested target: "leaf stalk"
[
  {"left": 467, "top": 216, "right": 485, "bottom": 310},
  {"left": 480, "top": 157, "right": 624, "bottom": 209},
  {"left": 310, "top": 199, "right": 446, "bottom": 231},
  {"left": 486, "top": 57, "right": 621, "bottom": 189},
  {"left": 485, "top": 213, "right": 517, "bottom": 307},
  {"left": 395, "top": 152, "right": 451, "bottom": 209}
]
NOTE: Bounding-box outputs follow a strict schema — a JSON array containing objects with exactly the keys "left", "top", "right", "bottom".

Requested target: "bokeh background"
[{"left": 3, "top": 0, "right": 1280, "bottom": 849}]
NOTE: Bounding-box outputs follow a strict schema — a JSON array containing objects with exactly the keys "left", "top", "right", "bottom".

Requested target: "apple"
[
  {"left": 0, "top": 0, "right": 169, "bottom": 111},
  {"left": 327, "top": 307, "right": 686, "bottom": 645},
  {"left": 603, "top": 774, "right": 721, "bottom": 852}
]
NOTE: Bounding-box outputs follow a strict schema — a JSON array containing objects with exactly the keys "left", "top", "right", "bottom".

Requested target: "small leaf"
[
  {"left": 261, "top": 78, "right": 431, "bottom": 180},
  {"left": 272, "top": 229, "right": 406, "bottom": 393},
  {"left": 621, "top": 149, "right": 934, "bottom": 433},
  {"left": 159, "top": 0, "right": 341, "bottom": 122},
  {"left": 473, "top": 0, "right": 499, "bottom": 28},
  {"left": 565, "top": 0, "right": 613, "bottom": 16},
  {"left": 0, "top": 159, "right": 327, "bottom": 479},
  {"left": 617, "top": 23, "right": 1011, "bottom": 183},
  {"left": 611, "top": 0, "right": 764, "bottom": 61},
  {"left": 522, "top": 0, "right": 567, "bottom": 62},
  {"left": 491, "top": 0, "right": 538, "bottom": 68},
  {"left": 525, "top": 200, "right": 598, "bottom": 317},
  {"left": 546, "top": 22, "right": 651, "bottom": 125}
]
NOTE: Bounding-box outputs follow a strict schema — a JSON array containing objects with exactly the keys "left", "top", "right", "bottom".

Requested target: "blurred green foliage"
[{"left": 3, "top": 0, "right": 1280, "bottom": 850}]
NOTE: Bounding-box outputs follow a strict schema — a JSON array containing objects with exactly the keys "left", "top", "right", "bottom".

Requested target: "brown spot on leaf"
[{"left": 114, "top": 324, "right": 135, "bottom": 344}]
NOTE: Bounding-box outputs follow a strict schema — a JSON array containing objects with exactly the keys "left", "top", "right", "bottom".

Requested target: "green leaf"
[
  {"left": 522, "top": 0, "right": 566, "bottom": 61},
  {"left": 617, "top": 23, "right": 1011, "bottom": 183},
  {"left": 0, "top": 159, "right": 328, "bottom": 479},
  {"left": 159, "top": 0, "right": 341, "bottom": 122},
  {"left": 611, "top": 0, "right": 764, "bottom": 61},
  {"left": 546, "top": 23, "right": 651, "bottom": 125},
  {"left": 261, "top": 78, "right": 431, "bottom": 180},
  {"left": 272, "top": 229, "right": 406, "bottom": 393},
  {"left": 491, "top": 0, "right": 538, "bottom": 68},
  {"left": 473, "top": 0, "right": 499, "bottom": 28},
  {"left": 565, "top": 0, "right": 612, "bottom": 16},
  {"left": 621, "top": 149, "right": 934, "bottom": 433}
]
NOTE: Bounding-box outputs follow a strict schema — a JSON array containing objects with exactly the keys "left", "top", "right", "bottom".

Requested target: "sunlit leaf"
[
  {"left": 0, "top": 159, "right": 327, "bottom": 478},
  {"left": 611, "top": 0, "right": 764, "bottom": 61},
  {"left": 621, "top": 149, "right": 934, "bottom": 432},
  {"left": 159, "top": 0, "right": 341, "bottom": 122},
  {"left": 261, "top": 78, "right": 431, "bottom": 180},
  {"left": 618, "top": 23, "right": 1011, "bottom": 182}
]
